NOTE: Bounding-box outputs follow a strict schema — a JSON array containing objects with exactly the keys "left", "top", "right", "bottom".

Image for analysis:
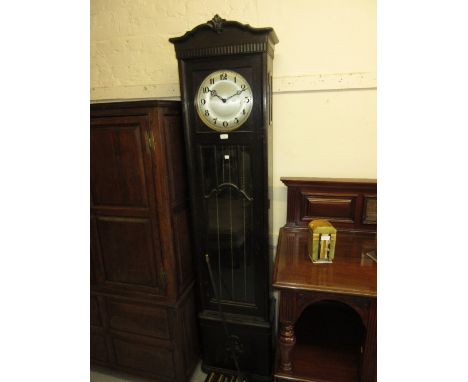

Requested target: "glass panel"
[{"left": 200, "top": 145, "right": 255, "bottom": 304}]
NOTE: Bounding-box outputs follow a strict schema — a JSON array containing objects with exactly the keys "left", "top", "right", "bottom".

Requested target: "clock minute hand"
[
  {"left": 226, "top": 88, "right": 246, "bottom": 101},
  {"left": 209, "top": 89, "right": 227, "bottom": 103}
]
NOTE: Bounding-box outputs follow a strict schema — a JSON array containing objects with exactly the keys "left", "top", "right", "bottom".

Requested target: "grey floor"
[{"left": 90, "top": 361, "right": 206, "bottom": 382}]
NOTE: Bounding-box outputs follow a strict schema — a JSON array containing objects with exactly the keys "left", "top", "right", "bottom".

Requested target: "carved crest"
[{"left": 207, "top": 14, "right": 226, "bottom": 33}]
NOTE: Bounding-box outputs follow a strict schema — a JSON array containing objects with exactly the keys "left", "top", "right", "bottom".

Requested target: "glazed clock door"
[
  {"left": 182, "top": 55, "right": 270, "bottom": 319},
  {"left": 199, "top": 143, "right": 262, "bottom": 314},
  {"left": 90, "top": 116, "right": 166, "bottom": 296}
]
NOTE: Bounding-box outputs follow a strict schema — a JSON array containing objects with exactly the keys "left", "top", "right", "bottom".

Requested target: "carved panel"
[
  {"left": 106, "top": 299, "right": 170, "bottom": 339},
  {"left": 301, "top": 193, "right": 356, "bottom": 224}
]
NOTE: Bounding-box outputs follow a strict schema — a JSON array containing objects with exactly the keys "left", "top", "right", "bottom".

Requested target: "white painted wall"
[{"left": 91, "top": 0, "right": 376, "bottom": 246}]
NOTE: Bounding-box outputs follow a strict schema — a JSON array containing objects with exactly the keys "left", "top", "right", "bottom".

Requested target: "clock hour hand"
[
  {"left": 209, "top": 89, "right": 227, "bottom": 103},
  {"left": 226, "top": 88, "right": 247, "bottom": 101}
]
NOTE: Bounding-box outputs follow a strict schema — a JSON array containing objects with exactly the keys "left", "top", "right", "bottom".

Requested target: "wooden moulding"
[{"left": 281, "top": 177, "right": 377, "bottom": 233}]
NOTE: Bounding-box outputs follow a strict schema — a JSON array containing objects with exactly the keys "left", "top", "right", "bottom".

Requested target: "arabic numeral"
[
  {"left": 241, "top": 84, "right": 246, "bottom": 90},
  {"left": 245, "top": 97, "right": 250, "bottom": 103},
  {"left": 204, "top": 110, "right": 209, "bottom": 116},
  {"left": 213, "top": 118, "right": 217, "bottom": 124},
  {"left": 209, "top": 78, "right": 215, "bottom": 84},
  {"left": 223, "top": 121, "right": 228, "bottom": 127},
  {"left": 201, "top": 99, "right": 206, "bottom": 105},
  {"left": 235, "top": 117, "right": 239, "bottom": 124},
  {"left": 203, "top": 87, "right": 209, "bottom": 93},
  {"left": 220, "top": 73, "right": 227, "bottom": 80}
]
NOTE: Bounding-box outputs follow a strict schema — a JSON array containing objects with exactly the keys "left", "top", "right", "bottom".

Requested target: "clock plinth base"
[{"left": 199, "top": 312, "right": 273, "bottom": 381}]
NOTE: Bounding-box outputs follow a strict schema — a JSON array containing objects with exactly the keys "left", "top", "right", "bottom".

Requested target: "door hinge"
[{"left": 145, "top": 131, "right": 155, "bottom": 153}]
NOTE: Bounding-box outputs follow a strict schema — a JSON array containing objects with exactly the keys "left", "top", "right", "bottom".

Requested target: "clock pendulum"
[{"left": 170, "top": 15, "right": 278, "bottom": 382}]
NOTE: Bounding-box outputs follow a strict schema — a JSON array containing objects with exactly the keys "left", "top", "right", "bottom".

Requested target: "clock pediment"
[{"left": 169, "top": 14, "right": 278, "bottom": 59}]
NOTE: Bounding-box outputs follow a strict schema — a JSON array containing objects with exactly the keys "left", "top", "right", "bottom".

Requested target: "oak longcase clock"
[{"left": 170, "top": 15, "right": 278, "bottom": 381}]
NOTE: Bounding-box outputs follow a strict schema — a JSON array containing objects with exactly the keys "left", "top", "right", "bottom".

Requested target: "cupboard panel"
[
  {"left": 112, "top": 335, "right": 175, "bottom": 378},
  {"left": 96, "top": 216, "right": 162, "bottom": 289},
  {"left": 91, "top": 122, "right": 149, "bottom": 208},
  {"left": 107, "top": 299, "right": 170, "bottom": 339}
]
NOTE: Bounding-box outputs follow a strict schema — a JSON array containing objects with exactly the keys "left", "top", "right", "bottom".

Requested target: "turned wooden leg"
[{"left": 279, "top": 322, "right": 296, "bottom": 372}]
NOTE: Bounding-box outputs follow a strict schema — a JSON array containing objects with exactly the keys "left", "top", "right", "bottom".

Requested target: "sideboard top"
[
  {"left": 273, "top": 227, "right": 376, "bottom": 297},
  {"left": 281, "top": 177, "right": 377, "bottom": 187}
]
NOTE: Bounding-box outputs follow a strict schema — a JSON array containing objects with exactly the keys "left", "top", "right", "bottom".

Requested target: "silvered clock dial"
[{"left": 195, "top": 69, "right": 253, "bottom": 132}]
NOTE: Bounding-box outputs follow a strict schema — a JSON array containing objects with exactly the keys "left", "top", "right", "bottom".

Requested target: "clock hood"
[{"left": 169, "top": 14, "right": 278, "bottom": 59}]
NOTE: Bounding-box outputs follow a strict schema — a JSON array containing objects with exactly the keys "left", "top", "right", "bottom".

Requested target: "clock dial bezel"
[{"left": 195, "top": 69, "right": 253, "bottom": 132}]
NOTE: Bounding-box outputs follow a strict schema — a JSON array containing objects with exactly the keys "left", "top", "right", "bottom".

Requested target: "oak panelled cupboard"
[{"left": 90, "top": 101, "right": 199, "bottom": 382}]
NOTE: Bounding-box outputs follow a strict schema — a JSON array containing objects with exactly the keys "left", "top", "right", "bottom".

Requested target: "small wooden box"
[{"left": 308, "top": 219, "right": 337, "bottom": 263}]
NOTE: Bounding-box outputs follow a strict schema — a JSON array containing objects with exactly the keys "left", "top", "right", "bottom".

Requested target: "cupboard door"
[
  {"left": 91, "top": 116, "right": 166, "bottom": 295},
  {"left": 91, "top": 118, "right": 149, "bottom": 208}
]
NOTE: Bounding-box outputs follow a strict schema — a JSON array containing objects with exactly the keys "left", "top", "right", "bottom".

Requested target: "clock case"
[{"left": 170, "top": 16, "right": 278, "bottom": 381}]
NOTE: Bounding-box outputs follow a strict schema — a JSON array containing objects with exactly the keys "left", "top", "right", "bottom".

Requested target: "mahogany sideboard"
[{"left": 273, "top": 178, "right": 377, "bottom": 382}]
